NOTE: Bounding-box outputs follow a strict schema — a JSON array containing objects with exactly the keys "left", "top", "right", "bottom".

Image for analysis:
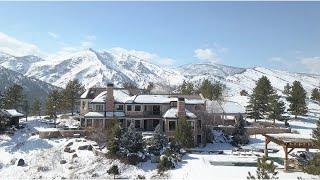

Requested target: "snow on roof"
[
  {"left": 80, "top": 89, "right": 90, "bottom": 98},
  {"left": 126, "top": 95, "right": 205, "bottom": 104},
  {"left": 84, "top": 111, "right": 125, "bottom": 117},
  {"left": 206, "top": 101, "right": 245, "bottom": 114},
  {"left": 162, "top": 107, "right": 197, "bottom": 119},
  {"left": 265, "top": 133, "right": 313, "bottom": 143},
  {"left": 91, "top": 89, "right": 131, "bottom": 103},
  {"left": 2, "top": 109, "right": 24, "bottom": 117}
]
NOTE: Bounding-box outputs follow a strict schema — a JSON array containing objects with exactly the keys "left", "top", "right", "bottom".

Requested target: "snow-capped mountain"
[
  {"left": 0, "top": 49, "right": 319, "bottom": 97},
  {"left": 0, "top": 66, "right": 60, "bottom": 102}
]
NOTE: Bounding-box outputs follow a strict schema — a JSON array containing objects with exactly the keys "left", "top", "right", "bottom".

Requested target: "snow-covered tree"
[
  {"left": 149, "top": 124, "right": 168, "bottom": 155},
  {"left": 120, "top": 123, "right": 144, "bottom": 153}
]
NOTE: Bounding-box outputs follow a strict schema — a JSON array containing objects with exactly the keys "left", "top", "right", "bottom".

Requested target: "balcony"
[{"left": 143, "top": 110, "right": 161, "bottom": 117}]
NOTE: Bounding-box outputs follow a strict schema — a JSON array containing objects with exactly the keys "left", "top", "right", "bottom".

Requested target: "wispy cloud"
[
  {"left": 0, "top": 32, "right": 44, "bottom": 57},
  {"left": 48, "top": 32, "right": 59, "bottom": 39},
  {"left": 194, "top": 48, "right": 219, "bottom": 63},
  {"left": 300, "top": 56, "right": 320, "bottom": 74}
]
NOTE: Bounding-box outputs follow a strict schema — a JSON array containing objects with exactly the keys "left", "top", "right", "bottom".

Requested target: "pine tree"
[
  {"left": 283, "top": 83, "right": 291, "bottom": 96},
  {"left": 232, "top": 115, "right": 249, "bottom": 145},
  {"left": 149, "top": 124, "right": 168, "bottom": 155},
  {"left": 120, "top": 123, "right": 144, "bottom": 153},
  {"left": 63, "top": 79, "right": 85, "bottom": 115},
  {"left": 179, "top": 80, "right": 194, "bottom": 95},
  {"left": 198, "top": 79, "right": 224, "bottom": 101},
  {"left": 107, "top": 165, "right": 120, "bottom": 179},
  {"left": 247, "top": 157, "right": 278, "bottom": 180},
  {"left": 212, "top": 81, "right": 225, "bottom": 101},
  {"left": 267, "top": 90, "right": 286, "bottom": 125},
  {"left": 311, "top": 88, "right": 320, "bottom": 103},
  {"left": 303, "top": 119, "right": 320, "bottom": 175},
  {"left": 3, "top": 84, "right": 24, "bottom": 110},
  {"left": 246, "top": 76, "right": 273, "bottom": 122},
  {"left": 107, "top": 120, "right": 122, "bottom": 156},
  {"left": 0, "top": 91, "right": 4, "bottom": 109},
  {"left": 46, "top": 90, "right": 63, "bottom": 118},
  {"left": 31, "top": 99, "right": 41, "bottom": 116},
  {"left": 198, "top": 79, "right": 213, "bottom": 100},
  {"left": 175, "top": 118, "right": 194, "bottom": 148},
  {"left": 286, "top": 81, "right": 308, "bottom": 119}
]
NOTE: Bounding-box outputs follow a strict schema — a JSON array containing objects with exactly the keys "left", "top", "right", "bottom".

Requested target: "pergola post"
[
  {"left": 264, "top": 137, "right": 270, "bottom": 157},
  {"left": 283, "top": 145, "right": 288, "bottom": 171}
]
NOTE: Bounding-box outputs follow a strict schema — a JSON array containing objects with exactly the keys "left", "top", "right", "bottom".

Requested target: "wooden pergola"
[{"left": 263, "top": 133, "right": 317, "bottom": 171}]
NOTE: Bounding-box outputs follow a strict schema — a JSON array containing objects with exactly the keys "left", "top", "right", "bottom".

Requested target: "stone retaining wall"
[
  {"left": 212, "top": 126, "right": 291, "bottom": 135},
  {"left": 39, "top": 129, "right": 87, "bottom": 139}
]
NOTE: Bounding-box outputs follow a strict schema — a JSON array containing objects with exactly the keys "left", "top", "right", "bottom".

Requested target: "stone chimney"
[
  {"left": 177, "top": 97, "right": 186, "bottom": 118},
  {"left": 105, "top": 83, "right": 114, "bottom": 112}
]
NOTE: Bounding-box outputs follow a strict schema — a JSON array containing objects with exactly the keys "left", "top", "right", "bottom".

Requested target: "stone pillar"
[{"left": 105, "top": 83, "right": 114, "bottom": 112}]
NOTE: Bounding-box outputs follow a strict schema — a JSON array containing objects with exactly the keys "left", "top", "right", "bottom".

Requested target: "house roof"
[
  {"left": 0, "top": 109, "right": 24, "bottom": 117},
  {"left": 84, "top": 111, "right": 125, "bottom": 118},
  {"left": 80, "top": 87, "right": 106, "bottom": 99},
  {"left": 162, "top": 107, "right": 197, "bottom": 119},
  {"left": 126, "top": 95, "right": 205, "bottom": 104},
  {"left": 91, "top": 89, "right": 131, "bottom": 103},
  {"left": 206, "top": 101, "right": 245, "bottom": 114}
]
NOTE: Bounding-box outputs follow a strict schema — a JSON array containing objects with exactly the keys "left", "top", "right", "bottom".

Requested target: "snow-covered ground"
[{"left": 0, "top": 107, "right": 319, "bottom": 179}]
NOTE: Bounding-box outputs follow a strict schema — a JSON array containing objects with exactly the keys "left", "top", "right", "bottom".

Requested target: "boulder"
[
  {"left": 87, "top": 145, "right": 93, "bottom": 151},
  {"left": 10, "top": 158, "right": 17, "bottom": 165},
  {"left": 78, "top": 145, "right": 89, "bottom": 150},
  {"left": 66, "top": 142, "right": 73, "bottom": 147},
  {"left": 64, "top": 147, "right": 71, "bottom": 153},
  {"left": 17, "top": 159, "right": 25, "bottom": 166},
  {"left": 60, "top": 160, "right": 67, "bottom": 164},
  {"left": 72, "top": 153, "right": 78, "bottom": 159}
]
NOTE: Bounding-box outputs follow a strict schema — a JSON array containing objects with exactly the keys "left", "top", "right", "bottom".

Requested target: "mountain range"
[{"left": 0, "top": 49, "right": 319, "bottom": 98}]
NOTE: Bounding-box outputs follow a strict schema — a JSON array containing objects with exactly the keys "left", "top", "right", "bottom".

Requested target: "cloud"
[
  {"left": 300, "top": 57, "right": 320, "bottom": 74},
  {"left": 194, "top": 48, "right": 219, "bottom": 62},
  {"left": 48, "top": 32, "right": 59, "bottom": 39},
  {"left": 84, "top": 35, "right": 96, "bottom": 41},
  {"left": 109, "top": 47, "right": 174, "bottom": 66},
  {"left": 0, "top": 32, "right": 44, "bottom": 57}
]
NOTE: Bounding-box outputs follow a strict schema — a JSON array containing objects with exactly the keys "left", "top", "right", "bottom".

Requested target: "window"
[
  {"left": 197, "top": 120, "right": 202, "bottom": 129},
  {"left": 170, "top": 101, "right": 177, "bottom": 107},
  {"left": 87, "top": 119, "right": 92, "bottom": 127},
  {"left": 82, "top": 101, "right": 86, "bottom": 109},
  {"left": 134, "top": 105, "right": 141, "bottom": 111},
  {"left": 169, "top": 121, "right": 176, "bottom": 131},
  {"left": 188, "top": 120, "right": 195, "bottom": 130},
  {"left": 135, "top": 120, "right": 141, "bottom": 129},
  {"left": 119, "top": 119, "right": 125, "bottom": 127},
  {"left": 127, "top": 105, "right": 132, "bottom": 111},
  {"left": 95, "top": 104, "right": 104, "bottom": 111},
  {"left": 115, "top": 104, "right": 124, "bottom": 111}
]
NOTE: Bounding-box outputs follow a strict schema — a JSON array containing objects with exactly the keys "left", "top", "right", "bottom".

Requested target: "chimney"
[
  {"left": 105, "top": 83, "right": 114, "bottom": 112},
  {"left": 177, "top": 97, "right": 186, "bottom": 118}
]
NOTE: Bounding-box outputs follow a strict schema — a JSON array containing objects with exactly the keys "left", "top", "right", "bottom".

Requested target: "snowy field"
[{"left": 0, "top": 104, "right": 319, "bottom": 180}]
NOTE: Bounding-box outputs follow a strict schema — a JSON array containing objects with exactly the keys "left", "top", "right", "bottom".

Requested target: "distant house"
[
  {"left": 206, "top": 100, "right": 245, "bottom": 126},
  {"left": 0, "top": 109, "right": 24, "bottom": 128}
]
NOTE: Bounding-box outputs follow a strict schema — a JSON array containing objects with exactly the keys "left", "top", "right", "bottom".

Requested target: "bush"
[
  {"left": 304, "top": 154, "right": 320, "bottom": 175},
  {"left": 232, "top": 115, "right": 249, "bottom": 145},
  {"left": 157, "top": 155, "right": 176, "bottom": 173},
  {"left": 247, "top": 157, "right": 278, "bottom": 180},
  {"left": 127, "top": 153, "right": 141, "bottom": 165},
  {"left": 107, "top": 165, "right": 120, "bottom": 179}
]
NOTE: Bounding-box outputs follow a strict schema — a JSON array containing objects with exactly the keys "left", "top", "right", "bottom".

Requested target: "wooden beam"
[
  {"left": 283, "top": 145, "right": 288, "bottom": 171},
  {"left": 288, "top": 148, "right": 295, "bottom": 154},
  {"left": 264, "top": 137, "right": 270, "bottom": 157}
]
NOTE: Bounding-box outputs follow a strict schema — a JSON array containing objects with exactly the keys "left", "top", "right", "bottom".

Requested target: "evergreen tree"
[
  {"left": 286, "top": 81, "right": 308, "bottom": 119},
  {"left": 0, "top": 91, "right": 4, "bottom": 108},
  {"left": 232, "top": 115, "right": 249, "bottom": 145},
  {"left": 283, "top": 83, "right": 291, "bottom": 96},
  {"left": 247, "top": 157, "right": 278, "bottom": 180},
  {"left": 267, "top": 90, "right": 286, "bottom": 125},
  {"left": 303, "top": 119, "right": 320, "bottom": 175},
  {"left": 149, "top": 124, "right": 168, "bottom": 155},
  {"left": 120, "top": 123, "right": 144, "bottom": 153},
  {"left": 31, "top": 99, "right": 41, "bottom": 116},
  {"left": 63, "top": 79, "right": 85, "bottom": 115},
  {"left": 246, "top": 76, "right": 273, "bottom": 122},
  {"left": 179, "top": 80, "right": 195, "bottom": 95},
  {"left": 22, "top": 100, "right": 29, "bottom": 121},
  {"left": 175, "top": 118, "right": 194, "bottom": 148},
  {"left": 107, "top": 165, "right": 120, "bottom": 179},
  {"left": 311, "top": 88, "right": 320, "bottom": 103},
  {"left": 3, "top": 84, "right": 24, "bottom": 110},
  {"left": 107, "top": 119, "right": 122, "bottom": 155},
  {"left": 212, "top": 81, "right": 225, "bottom": 101},
  {"left": 198, "top": 79, "right": 224, "bottom": 101},
  {"left": 46, "top": 90, "right": 63, "bottom": 118},
  {"left": 198, "top": 79, "right": 213, "bottom": 100}
]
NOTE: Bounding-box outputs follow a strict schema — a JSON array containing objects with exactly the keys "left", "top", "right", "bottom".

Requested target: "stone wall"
[{"left": 212, "top": 126, "right": 291, "bottom": 135}]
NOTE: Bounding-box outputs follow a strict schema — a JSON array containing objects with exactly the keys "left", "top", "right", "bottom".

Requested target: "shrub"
[
  {"left": 127, "top": 153, "right": 141, "bottom": 165},
  {"left": 157, "top": 155, "right": 175, "bottom": 173},
  {"left": 107, "top": 165, "right": 120, "bottom": 179},
  {"left": 247, "top": 157, "right": 278, "bottom": 180},
  {"left": 232, "top": 115, "right": 249, "bottom": 145}
]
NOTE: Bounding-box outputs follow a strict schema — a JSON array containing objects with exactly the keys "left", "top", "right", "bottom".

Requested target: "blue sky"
[{"left": 0, "top": 2, "right": 319, "bottom": 73}]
